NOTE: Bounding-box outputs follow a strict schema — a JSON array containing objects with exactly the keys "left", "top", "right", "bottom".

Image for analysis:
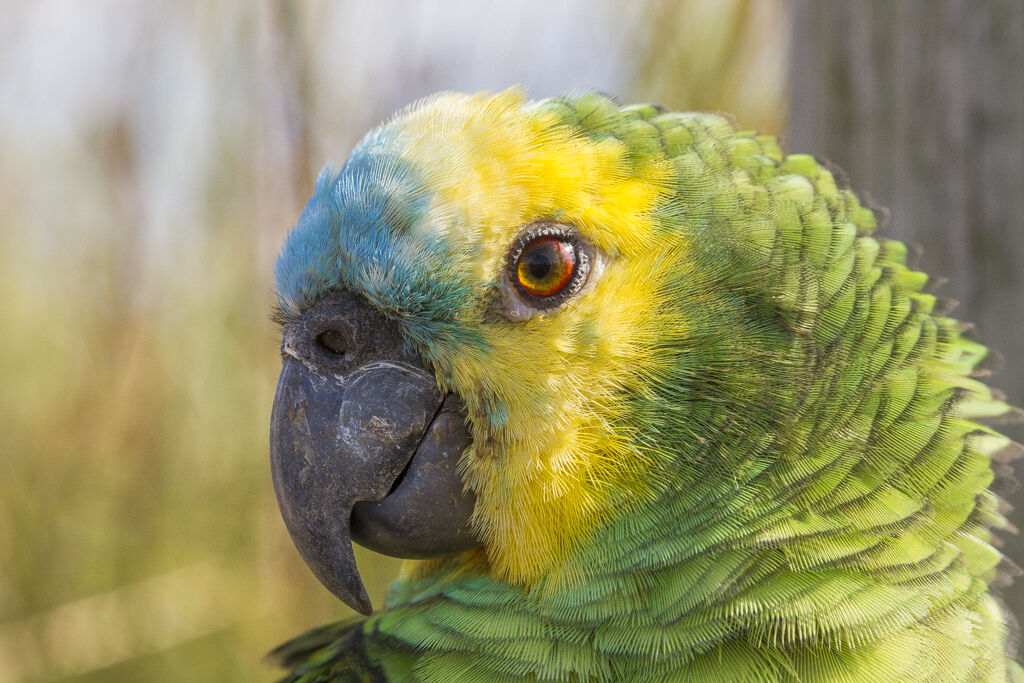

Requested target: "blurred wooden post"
[{"left": 788, "top": 1, "right": 1024, "bottom": 621}]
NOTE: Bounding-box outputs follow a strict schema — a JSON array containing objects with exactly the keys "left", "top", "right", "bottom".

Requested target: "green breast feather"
[{"left": 269, "top": 92, "right": 1022, "bottom": 682}]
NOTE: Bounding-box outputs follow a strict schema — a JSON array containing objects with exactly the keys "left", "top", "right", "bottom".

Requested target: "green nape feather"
[{"left": 271, "top": 91, "right": 1022, "bottom": 682}]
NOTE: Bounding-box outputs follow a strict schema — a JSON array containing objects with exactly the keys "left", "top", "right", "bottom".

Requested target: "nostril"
[{"left": 316, "top": 329, "right": 348, "bottom": 357}]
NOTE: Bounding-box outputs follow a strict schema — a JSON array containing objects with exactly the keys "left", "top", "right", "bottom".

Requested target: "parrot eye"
[
  {"left": 502, "top": 222, "right": 601, "bottom": 319},
  {"left": 515, "top": 237, "right": 577, "bottom": 298}
]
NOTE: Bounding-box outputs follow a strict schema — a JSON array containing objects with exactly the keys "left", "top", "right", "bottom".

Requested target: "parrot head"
[
  {"left": 269, "top": 88, "right": 1013, "bottom": 635},
  {"left": 271, "top": 89, "right": 696, "bottom": 613}
]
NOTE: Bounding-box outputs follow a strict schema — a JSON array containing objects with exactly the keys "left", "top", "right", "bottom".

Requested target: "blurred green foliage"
[
  {"left": 0, "top": 131, "right": 404, "bottom": 681},
  {"left": 0, "top": 140, "right": 401, "bottom": 682},
  {"left": 634, "top": 0, "right": 787, "bottom": 134},
  {"left": 0, "top": 1, "right": 784, "bottom": 680}
]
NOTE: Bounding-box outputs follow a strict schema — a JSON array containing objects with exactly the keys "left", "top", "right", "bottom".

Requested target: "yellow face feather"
[{"left": 381, "top": 90, "right": 687, "bottom": 583}]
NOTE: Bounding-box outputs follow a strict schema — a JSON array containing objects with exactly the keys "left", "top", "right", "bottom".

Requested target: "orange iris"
[{"left": 515, "top": 237, "right": 576, "bottom": 298}]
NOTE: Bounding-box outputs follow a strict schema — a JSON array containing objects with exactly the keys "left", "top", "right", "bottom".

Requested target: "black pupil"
[{"left": 524, "top": 245, "right": 554, "bottom": 279}]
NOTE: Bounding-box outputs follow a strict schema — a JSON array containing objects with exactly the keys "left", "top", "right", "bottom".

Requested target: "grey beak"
[{"left": 269, "top": 292, "right": 478, "bottom": 615}]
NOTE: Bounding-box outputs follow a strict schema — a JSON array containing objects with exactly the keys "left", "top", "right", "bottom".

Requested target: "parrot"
[{"left": 267, "top": 89, "right": 1023, "bottom": 681}]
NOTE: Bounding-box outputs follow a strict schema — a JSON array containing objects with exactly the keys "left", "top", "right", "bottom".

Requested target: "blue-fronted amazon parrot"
[{"left": 268, "top": 90, "right": 1023, "bottom": 681}]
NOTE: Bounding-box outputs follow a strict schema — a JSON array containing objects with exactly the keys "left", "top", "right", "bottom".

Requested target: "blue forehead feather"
[{"left": 274, "top": 132, "right": 485, "bottom": 357}]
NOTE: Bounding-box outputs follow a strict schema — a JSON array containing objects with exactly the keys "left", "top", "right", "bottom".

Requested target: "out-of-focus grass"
[
  {"left": 0, "top": 181, "right": 404, "bottom": 681},
  {"left": 0, "top": 178, "right": 401, "bottom": 681},
  {"left": 0, "top": 2, "right": 785, "bottom": 680},
  {"left": 0, "top": 7, "right": 401, "bottom": 677},
  {"left": 632, "top": 0, "right": 788, "bottom": 134}
]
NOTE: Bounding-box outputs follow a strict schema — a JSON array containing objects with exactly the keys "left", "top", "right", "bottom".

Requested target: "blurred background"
[{"left": 0, "top": 1, "right": 1019, "bottom": 680}]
